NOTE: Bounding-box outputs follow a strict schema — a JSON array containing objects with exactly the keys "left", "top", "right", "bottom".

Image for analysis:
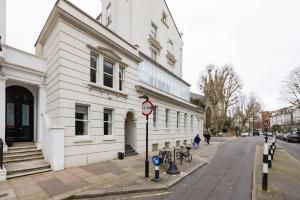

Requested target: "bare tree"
[
  {"left": 199, "top": 65, "right": 241, "bottom": 132},
  {"left": 236, "top": 93, "right": 262, "bottom": 131},
  {"left": 281, "top": 66, "right": 300, "bottom": 108}
]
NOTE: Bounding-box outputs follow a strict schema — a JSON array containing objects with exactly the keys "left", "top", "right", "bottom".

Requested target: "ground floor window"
[
  {"left": 104, "top": 109, "right": 113, "bottom": 135},
  {"left": 75, "top": 105, "right": 89, "bottom": 136}
]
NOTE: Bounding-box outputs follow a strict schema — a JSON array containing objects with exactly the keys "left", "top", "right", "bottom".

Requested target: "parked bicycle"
[
  {"left": 159, "top": 149, "right": 172, "bottom": 170},
  {"left": 175, "top": 145, "right": 192, "bottom": 162}
]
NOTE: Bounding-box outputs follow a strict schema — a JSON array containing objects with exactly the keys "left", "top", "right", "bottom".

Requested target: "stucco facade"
[{"left": 0, "top": 0, "right": 204, "bottom": 172}]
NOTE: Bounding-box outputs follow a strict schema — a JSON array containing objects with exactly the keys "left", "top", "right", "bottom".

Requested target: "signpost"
[
  {"left": 139, "top": 95, "right": 154, "bottom": 178},
  {"left": 264, "top": 120, "right": 269, "bottom": 143}
]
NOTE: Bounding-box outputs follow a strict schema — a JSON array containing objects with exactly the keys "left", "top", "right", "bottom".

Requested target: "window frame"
[
  {"left": 177, "top": 111, "right": 180, "bottom": 129},
  {"left": 166, "top": 109, "right": 170, "bottom": 128},
  {"left": 151, "top": 22, "right": 158, "bottom": 38},
  {"left": 162, "top": 12, "right": 168, "bottom": 24},
  {"left": 151, "top": 49, "right": 157, "bottom": 61},
  {"left": 184, "top": 113, "right": 187, "bottom": 129},
  {"left": 90, "top": 52, "right": 98, "bottom": 83},
  {"left": 191, "top": 115, "right": 194, "bottom": 131},
  {"left": 106, "top": 2, "right": 112, "bottom": 25},
  {"left": 103, "top": 60, "right": 115, "bottom": 88},
  {"left": 104, "top": 109, "right": 113, "bottom": 136},
  {"left": 153, "top": 106, "right": 158, "bottom": 128},
  {"left": 75, "top": 104, "right": 90, "bottom": 136},
  {"left": 119, "top": 66, "right": 125, "bottom": 91}
]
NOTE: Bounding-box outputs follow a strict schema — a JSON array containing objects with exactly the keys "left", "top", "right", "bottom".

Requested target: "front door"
[{"left": 5, "top": 86, "right": 34, "bottom": 143}]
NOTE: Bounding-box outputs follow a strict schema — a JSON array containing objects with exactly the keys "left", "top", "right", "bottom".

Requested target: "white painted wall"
[
  {"left": 0, "top": 0, "right": 6, "bottom": 44},
  {"left": 101, "top": 0, "right": 184, "bottom": 78}
]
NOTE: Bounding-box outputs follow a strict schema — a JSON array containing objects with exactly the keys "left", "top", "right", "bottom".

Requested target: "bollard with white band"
[
  {"left": 262, "top": 143, "right": 269, "bottom": 191},
  {"left": 151, "top": 156, "right": 161, "bottom": 182},
  {"left": 268, "top": 143, "right": 272, "bottom": 168}
]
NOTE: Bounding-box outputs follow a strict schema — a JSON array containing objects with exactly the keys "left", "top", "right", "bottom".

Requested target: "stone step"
[
  {"left": 5, "top": 149, "right": 41, "bottom": 155},
  {"left": 125, "top": 152, "right": 138, "bottom": 157},
  {"left": 7, "top": 168, "right": 52, "bottom": 179},
  {"left": 5, "top": 160, "right": 51, "bottom": 179},
  {"left": 4, "top": 155, "right": 44, "bottom": 164},
  {"left": 4, "top": 151, "right": 43, "bottom": 159},
  {"left": 11, "top": 142, "right": 35, "bottom": 146},
  {"left": 8, "top": 145, "right": 37, "bottom": 151},
  {"left": 125, "top": 149, "right": 135, "bottom": 154}
]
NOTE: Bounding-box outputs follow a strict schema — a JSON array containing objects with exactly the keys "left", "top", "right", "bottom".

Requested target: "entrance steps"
[
  {"left": 4, "top": 142, "right": 52, "bottom": 179},
  {"left": 125, "top": 144, "right": 138, "bottom": 157}
]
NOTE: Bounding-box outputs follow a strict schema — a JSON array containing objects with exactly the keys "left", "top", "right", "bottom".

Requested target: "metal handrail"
[{"left": 0, "top": 138, "right": 3, "bottom": 170}]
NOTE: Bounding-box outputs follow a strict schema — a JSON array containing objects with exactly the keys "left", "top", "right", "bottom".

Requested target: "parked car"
[
  {"left": 267, "top": 132, "right": 273, "bottom": 137},
  {"left": 286, "top": 130, "right": 300, "bottom": 143},
  {"left": 282, "top": 132, "right": 289, "bottom": 141},
  {"left": 276, "top": 133, "right": 283, "bottom": 140},
  {"left": 241, "top": 132, "right": 249, "bottom": 137},
  {"left": 253, "top": 129, "right": 260, "bottom": 136}
]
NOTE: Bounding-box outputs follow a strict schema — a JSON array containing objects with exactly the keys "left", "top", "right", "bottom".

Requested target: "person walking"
[
  {"left": 193, "top": 134, "right": 201, "bottom": 149},
  {"left": 206, "top": 131, "right": 211, "bottom": 145}
]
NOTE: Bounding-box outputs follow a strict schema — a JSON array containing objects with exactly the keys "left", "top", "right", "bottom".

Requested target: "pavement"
[
  {"left": 253, "top": 142, "right": 300, "bottom": 200},
  {"left": 0, "top": 140, "right": 227, "bottom": 200}
]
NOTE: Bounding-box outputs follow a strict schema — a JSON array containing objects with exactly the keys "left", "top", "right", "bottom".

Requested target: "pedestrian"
[
  {"left": 193, "top": 134, "right": 201, "bottom": 149},
  {"left": 203, "top": 131, "right": 208, "bottom": 143},
  {"left": 206, "top": 131, "right": 211, "bottom": 145}
]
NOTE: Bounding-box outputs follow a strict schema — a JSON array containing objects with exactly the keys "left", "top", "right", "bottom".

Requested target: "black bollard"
[{"left": 262, "top": 143, "right": 269, "bottom": 191}]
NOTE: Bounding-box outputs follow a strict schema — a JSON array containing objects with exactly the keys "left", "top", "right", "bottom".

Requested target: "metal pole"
[{"left": 145, "top": 115, "right": 149, "bottom": 177}]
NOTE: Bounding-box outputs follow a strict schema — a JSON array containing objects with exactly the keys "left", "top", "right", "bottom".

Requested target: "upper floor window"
[
  {"left": 153, "top": 106, "right": 158, "bottom": 128},
  {"left": 75, "top": 105, "right": 89, "bottom": 136},
  {"left": 104, "top": 109, "right": 113, "bottom": 135},
  {"left": 184, "top": 113, "right": 187, "bottom": 129},
  {"left": 191, "top": 115, "right": 194, "bottom": 130},
  {"left": 151, "top": 22, "right": 158, "bottom": 38},
  {"left": 162, "top": 12, "right": 168, "bottom": 25},
  {"left": 90, "top": 53, "right": 98, "bottom": 83},
  {"left": 151, "top": 50, "right": 157, "bottom": 61},
  {"left": 106, "top": 2, "right": 112, "bottom": 25},
  {"left": 103, "top": 60, "right": 114, "bottom": 88},
  {"left": 177, "top": 111, "right": 180, "bottom": 129},
  {"left": 166, "top": 109, "right": 170, "bottom": 128},
  {"left": 119, "top": 67, "right": 124, "bottom": 91},
  {"left": 168, "top": 39, "right": 174, "bottom": 53}
]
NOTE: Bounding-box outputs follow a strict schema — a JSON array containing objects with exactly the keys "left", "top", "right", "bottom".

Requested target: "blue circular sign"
[{"left": 152, "top": 156, "right": 161, "bottom": 166}]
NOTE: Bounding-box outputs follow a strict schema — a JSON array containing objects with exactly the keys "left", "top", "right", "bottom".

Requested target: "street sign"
[
  {"left": 152, "top": 156, "right": 161, "bottom": 166},
  {"left": 142, "top": 100, "right": 154, "bottom": 116},
  {"left": 264, "top": 120, "right": 269, "bottom": 127}
]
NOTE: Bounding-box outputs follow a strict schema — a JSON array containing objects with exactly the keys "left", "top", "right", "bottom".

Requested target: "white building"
[{"left": 0, "top": 0, "right": 204, "bottom": 179}]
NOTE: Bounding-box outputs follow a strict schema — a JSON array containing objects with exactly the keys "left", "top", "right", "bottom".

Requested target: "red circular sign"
[
  {"left": 142, "top": 100, "right": 154, "bottom": 116},
  {"left": 264, "top": 120, "right": 269, "bottom": 127}
]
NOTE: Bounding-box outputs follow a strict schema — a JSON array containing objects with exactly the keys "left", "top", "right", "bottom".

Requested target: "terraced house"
[{"left": 0, "top": 0, "right": 204, "bottom": 180}]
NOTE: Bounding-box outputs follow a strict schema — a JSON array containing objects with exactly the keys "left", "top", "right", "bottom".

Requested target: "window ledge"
[
  {"left": 73, "top": 136, "right": 93, "bottom": 143},
  {"left": 88, "top": 83, "right": 128, "bottom": 98},
  {"left": 103, "top": 135, "right": 116, "bottom": 141}
]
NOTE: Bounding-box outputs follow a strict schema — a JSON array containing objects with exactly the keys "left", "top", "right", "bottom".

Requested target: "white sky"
[{"left": 6, "top": 0, "right": 300, "bottom": 111}]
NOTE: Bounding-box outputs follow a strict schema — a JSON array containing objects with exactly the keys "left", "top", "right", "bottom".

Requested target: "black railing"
[{"left": 0, "top": 138, "right": 3, "bottom": 170}]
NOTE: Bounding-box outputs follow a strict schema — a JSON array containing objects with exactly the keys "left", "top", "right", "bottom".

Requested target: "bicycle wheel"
[
  {"left": 164, "top": 159, "right": 170, "bottom": 170},
  {"left": 176, "top": 151, "right": 181, "bottom": 160},
  {"left": 185, "top": 153, "right": 192, "bottom": 162}
]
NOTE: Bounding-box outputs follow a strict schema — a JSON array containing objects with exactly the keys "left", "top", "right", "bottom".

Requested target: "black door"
[{"left": 5, "top": 86, "right": 34, "bottom": 143}]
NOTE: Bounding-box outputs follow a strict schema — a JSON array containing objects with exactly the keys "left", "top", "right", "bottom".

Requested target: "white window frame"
[
  {"left": 153, "top": 106, "right": 158, "bottom": 128},
  {"left": 75, "top": 104, "right": 90, "bottom": 136},
  {"left": 162, "top": 11, "right": 168, "bottom": 24},
  {"left": 177, "top": 111, "right": 180, "bottom": 129},
  {"left": 151, "top": 22, "right": 158, "bottom": 38},
  {"left": 90, "top": 52, "right": 98, "bottom": 83},
  {"left": 184, "top": 113, "right": 187, "bottom": 129},
  {"left": 106, "top": 2, "right": 112, "bottom": 25},
  {"left": 151, "top": 49, "right": 157, "bottom": 61},
  {"left": 191, "top": 115, "right": 194, "bottom": 131},
  {"left": 104, "top": 109, "right": 113, "bottom": 136},
  {"left": 119, "top": 66, "right": 125, "bottom": 91},
  {"left": 103, "top": 60, "right": 115, "bottom": 88},
  {"left": 166, "top": 109, "right": 170, "bottom": 128}
]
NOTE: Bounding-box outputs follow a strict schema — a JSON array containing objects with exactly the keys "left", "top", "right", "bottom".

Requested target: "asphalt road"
[
  {"left": 276, "top": 139, "right": 300, "bottom": 161},
  {"left": 92, "top": 136, "right": 262, "bottom": 200}
]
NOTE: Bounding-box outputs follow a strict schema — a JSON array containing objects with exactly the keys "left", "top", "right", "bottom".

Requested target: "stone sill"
[
  {"left": 102, "top": 135, "right": 116, "bottom": 142},
  {"left": 88, "top": 83, "right": 128, "bottom": 98},
  {"left": 73, "top": 136, "right": 93, "bottom": 144}
]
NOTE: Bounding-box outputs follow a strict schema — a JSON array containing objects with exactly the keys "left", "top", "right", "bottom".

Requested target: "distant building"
[{"left": 270, "top": 106, "right": 294, "bottom": 130}]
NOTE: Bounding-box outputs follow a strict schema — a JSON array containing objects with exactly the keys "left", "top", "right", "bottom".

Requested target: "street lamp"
[{"left": 139, "top": 95, "right": 150, "bottom": 178}]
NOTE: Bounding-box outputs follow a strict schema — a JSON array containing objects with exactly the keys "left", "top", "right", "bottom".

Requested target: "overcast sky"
[{"left": 6, "top": 0, "right": 300, "bottom": 111}]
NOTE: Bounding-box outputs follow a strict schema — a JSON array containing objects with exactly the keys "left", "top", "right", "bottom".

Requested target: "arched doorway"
[
  {"left": 125, "top": 112, "right": 137, "bottom": 153},
  {"left": 6, "top": 86, "right": 34, "bottom": 143}
]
